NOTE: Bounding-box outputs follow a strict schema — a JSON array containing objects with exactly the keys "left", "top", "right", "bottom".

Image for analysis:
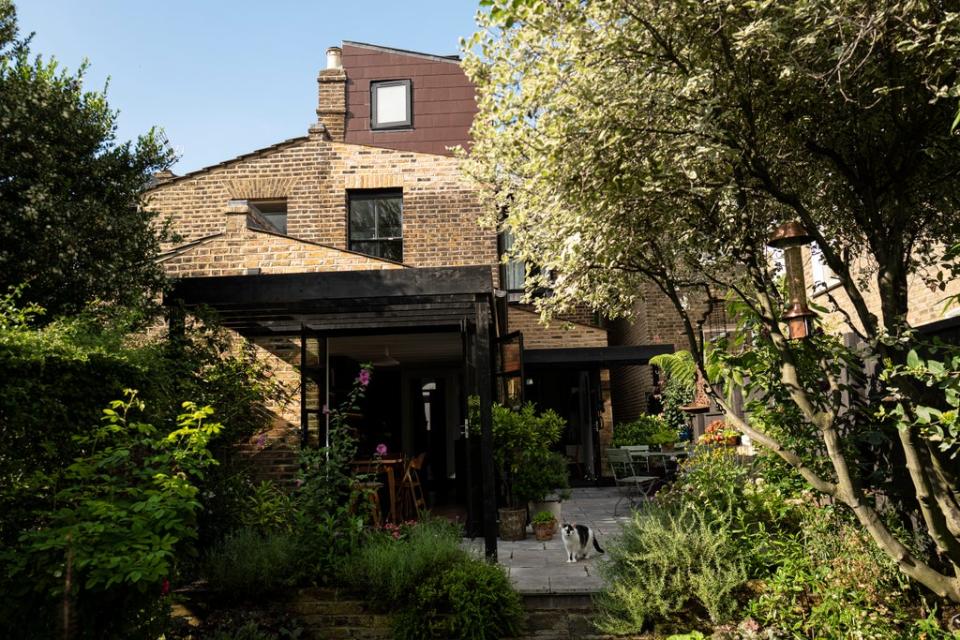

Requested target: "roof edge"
[
  {"left": 342, "top": 40, "right": 461, "bottom": 64},
  {"left": 146, "top": 135, "right": 311, "bottom": 190}
]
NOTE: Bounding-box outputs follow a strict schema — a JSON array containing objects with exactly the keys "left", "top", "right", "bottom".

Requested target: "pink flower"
[
  {"left": 357, "top": 369, "right": 371, "bottom": 387},
  {"left": 375, "top": 443, "right": 388, "bottom": 456},
  {"left": 392, "top": 530, "right": 401, "bottom": 540},
  {"left": 322, "top": 404, "right": 329, "bottom": 415},
  {"left": 161, "top": 578, "right": 170, "bottom": 596},
  {"left": 295, "top": 478, "right": 303, "bottom": 488}
]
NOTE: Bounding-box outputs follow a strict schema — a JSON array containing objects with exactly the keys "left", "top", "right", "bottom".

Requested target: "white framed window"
[
  {"left": 371, "top": 80, "right": 412, "bottom": 129},
  {"left": 811, "top": 243, "right": 841, "bottom": 293}
]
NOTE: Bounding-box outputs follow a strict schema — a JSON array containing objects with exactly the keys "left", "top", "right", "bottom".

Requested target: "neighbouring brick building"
[{"left": 147, "top": 42, "right": 671, "bottom": 550}]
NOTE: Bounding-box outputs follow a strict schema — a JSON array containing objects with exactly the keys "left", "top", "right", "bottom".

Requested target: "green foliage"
[
  {"left": 0, "top": 2, "right": 175, "bottom": 317},
  {"left": 393, "top": 558, "right": 524, "bottom": 640},
  {"left": 341, "top": 518, "right": 465, "bottom": 605},
  {"left": 613, "top": 414, "right": 677, "bottom": 447},
  {"left": 240, "top": 481, "right": 296, "bottom": 532},
  {"left": 465, "top": 0, "right": 960, "bottom": 601},
  {"left": 513, "top": 449, "right": 570, "bottom": 504},
  {"left": 650, "top": 351, "right": 697, "bottom": 388},
  {"left": 203, "top": 527, "right": 298, "bottom": 599},
  {"left": 1, "top": 393, "right": 219, "bottom": 639},
  {"left": 468, "top": 397, "right": 567, "bottom": 506},
  {"left": 879, "top": 342, "right": 960, "bottom": 456},
  {"left": 531, "top": 510, "right": 555, "bottom": 525},
  {"left": 290, "top": 365, "right": 372, "bottom": 582},
  {"left": 596, "top": 502, "right": 746, "bottom": 634},
  {"left": 747, "top": 506, "right": 915, "bottom": 639}
]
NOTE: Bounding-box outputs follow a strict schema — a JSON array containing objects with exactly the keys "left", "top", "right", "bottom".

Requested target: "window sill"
[{"left": 812, "top": 281, "right": 843, "bottom": 298}]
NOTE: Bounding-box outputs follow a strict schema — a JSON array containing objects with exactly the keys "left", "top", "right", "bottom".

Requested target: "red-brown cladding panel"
[{"left": 342, "top": 43, "right": 477, "bottom": 155}]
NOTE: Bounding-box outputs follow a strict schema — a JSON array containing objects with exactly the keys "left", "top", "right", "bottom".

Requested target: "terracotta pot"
[
  {"left": 533, "top": 521, "right": 555, "bottom": 541},
  {"left": 498, "top": 507, "right": 527, "bottom": 541}
]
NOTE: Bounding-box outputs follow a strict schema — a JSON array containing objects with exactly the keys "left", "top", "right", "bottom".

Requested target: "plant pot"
[
  {"left": 660, "top": 442, "right": 675, "bottom": 452},
  {"left": 725, "top": 435, "right": 740, "bottom": 446},
  {"left": 528, "top": 496, "right": 562, "bottom": 530},
  {"left": 532, "top": 521, "right": 555, "bottom": 541},
  {"left": 498, "top": 507, "right": 527, "bottom": 541}
]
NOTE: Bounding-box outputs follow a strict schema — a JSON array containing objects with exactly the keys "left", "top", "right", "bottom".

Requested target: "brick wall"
[
  {"left": 146, "top": 132, "right": 496, "bottom": 272},
  {"left": 803, "top": 246, "right": 960, "bottom": 334},
  {"left": 508, "top": 307, "right": 608, "bottom": 349}
]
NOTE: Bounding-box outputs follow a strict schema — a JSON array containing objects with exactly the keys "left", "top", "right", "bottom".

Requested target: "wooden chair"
[
  {"left": 401, "top": 453, "right": 427, "bottom": 519},
  {"left": 606, "top": 448, "right": 657, "bottom": 516}
]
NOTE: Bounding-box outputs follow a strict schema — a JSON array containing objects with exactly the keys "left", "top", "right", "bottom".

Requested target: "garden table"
[
  {"left": 350, "top": 455, "right": 404, "bottom": 523},
  {"left": 628, "top": 449, "right": 688, "bottom": 471}
]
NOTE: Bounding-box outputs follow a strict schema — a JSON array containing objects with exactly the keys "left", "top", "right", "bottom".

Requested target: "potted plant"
[
  {"left": 531, "top": 510, "right": 557, "bottom": 541},
  {"left": 469, "top": 398, "right": 566, "bottom": 541},
  {"left": 516, "top": 449, "right": 570, "bottom": 525},
  {"left": 701, "top": 419, "right": 740, "bottom": 446},
  {"left": 647, "top": 422, "right": 681, "bottom": 451}
]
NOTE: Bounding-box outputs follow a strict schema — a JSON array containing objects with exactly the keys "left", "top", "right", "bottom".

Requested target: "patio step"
[{"left": 287, "top": 589, "right": 391, "bottom": 639}]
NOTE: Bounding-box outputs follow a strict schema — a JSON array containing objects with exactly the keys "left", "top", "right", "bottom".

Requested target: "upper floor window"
[
  {"left": 349, "top": 191, "right": 403, "bottom": 262},
  {"left": 498, "top": 227, "right": 526, "bottom": 302},
  {"left": 249, "top": 199, "right": 287, "bottom": 235},
  {"left": 371, "top": 80, "right": 412, "bottom": 130}
]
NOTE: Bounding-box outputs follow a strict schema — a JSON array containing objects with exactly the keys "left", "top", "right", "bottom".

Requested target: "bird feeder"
[{"left": 767, "top": 221, "right": 817, "bottom": 340}]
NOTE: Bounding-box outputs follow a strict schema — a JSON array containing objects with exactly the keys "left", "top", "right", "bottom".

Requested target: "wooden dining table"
[{"left": 350, "top": 455, "right": 405, "bottom": 523}]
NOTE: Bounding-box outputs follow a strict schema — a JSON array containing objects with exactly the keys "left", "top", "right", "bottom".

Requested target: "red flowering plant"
[
  {"left": 700, "top": 419, "right": 740, "bottom": 445},
  {"left": 377, "top": 520, "right": 420, "bottom": 542}
]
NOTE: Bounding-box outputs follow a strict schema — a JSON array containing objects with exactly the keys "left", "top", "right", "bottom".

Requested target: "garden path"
[{"left": 465, "top": 487, "right": 633, "bottom": 595}]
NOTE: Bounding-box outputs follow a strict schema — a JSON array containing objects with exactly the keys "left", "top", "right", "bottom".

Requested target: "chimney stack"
[{"left": 315, "top": 46, "right": 346, "bottom": 141}]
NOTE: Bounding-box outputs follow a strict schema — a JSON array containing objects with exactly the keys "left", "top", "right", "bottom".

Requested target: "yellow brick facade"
[{"left": 147, "top": 132, "right": 496, "bottom": 272}]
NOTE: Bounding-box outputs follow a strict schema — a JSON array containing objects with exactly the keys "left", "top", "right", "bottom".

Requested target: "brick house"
[{"left": 147, "top": 42, "right": 670, "bottom": 552}]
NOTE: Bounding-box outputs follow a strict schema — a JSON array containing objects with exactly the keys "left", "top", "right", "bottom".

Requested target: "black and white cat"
[{"left": 561, "top": 523, "right": 604, "bottom": 563}]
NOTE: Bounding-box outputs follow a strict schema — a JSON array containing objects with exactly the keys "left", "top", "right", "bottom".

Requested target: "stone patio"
[{"left": 465, "top": 486, "right": 634, "bottom": 595}]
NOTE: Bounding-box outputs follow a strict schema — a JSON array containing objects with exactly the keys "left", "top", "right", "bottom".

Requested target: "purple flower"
[
  {"left": 357, "top": 369, "right": 371, "bottom": 387},
  {"left": 256, "top": 433, "right": 267, "bottom": 448},
  {"left": 375, "top": 443, "right": 388, "bottom": 456}
]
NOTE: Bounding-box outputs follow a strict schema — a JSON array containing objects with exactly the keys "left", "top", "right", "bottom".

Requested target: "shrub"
[
  {"left": 393, "top": 557, "right": 524, "bottom": 640},
  {"left": 612, "top": 414, "right": 677, "bottom": 447},
  {"left": 0, "top": 393, "right": 219, "bottom": 639},
  {"left": 747, "top": 505, "right": 916, "bottom": 639},
  {"left": 290, "top": 367, "right": 373, "bottom": 583},
  {"left": 341, "top": 518, "right": 465, "bottom": 605},
  {"left": 513, "top": 449, "right": 570, "bottom": 504},
  {"left": 595, "top": 503, "right": 746, "bottom": 634},
  {"left": 203, "top": 527, "right": 298, "bottom": 599}
]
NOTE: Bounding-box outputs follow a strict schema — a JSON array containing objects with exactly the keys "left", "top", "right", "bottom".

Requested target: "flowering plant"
[{"left": 700, "top": 419, "right": 739, "bottom": 445}]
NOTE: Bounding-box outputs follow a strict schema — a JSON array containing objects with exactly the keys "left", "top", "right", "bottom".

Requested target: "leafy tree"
[
  {"left": 0, "top": 1, "right": 174, "bottom": 318},
  {"left": 464, "top": 0, "right": 960, "bottom": 600}
]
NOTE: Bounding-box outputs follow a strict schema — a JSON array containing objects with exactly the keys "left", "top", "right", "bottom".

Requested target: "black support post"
[
  {"left": 475, "top": 296, "right": 498, "bottom": 561},
  {"left": 299, "top": 324, "right": 308, "bottom": 448}
]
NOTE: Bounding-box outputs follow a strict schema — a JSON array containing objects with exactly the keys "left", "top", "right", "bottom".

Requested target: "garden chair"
[
  {"left": 401, "top": 452, "right": 427, "bottom": 519},
  {"left": 622, "top": 444, "right": 651, "bottom": 472},
  {"left": 607, "top": 448, "right": 657, "bottom": 515}
]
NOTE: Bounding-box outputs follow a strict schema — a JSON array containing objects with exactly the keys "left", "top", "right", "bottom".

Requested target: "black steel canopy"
[
  {"left": 524, "top": 344, "right": 675, "bottom": 367},
  {"left": 165, "top": 265, "right": 495, "bottom": 335}
]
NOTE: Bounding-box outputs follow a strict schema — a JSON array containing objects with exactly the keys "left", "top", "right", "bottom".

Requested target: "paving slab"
[{"left": 465, "top": 486, "right": 635, "bottom": 596}]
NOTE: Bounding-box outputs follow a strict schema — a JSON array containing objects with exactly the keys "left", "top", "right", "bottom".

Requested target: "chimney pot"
[{"left": 326, "top": 47, "right": 342, "bottom": 70}]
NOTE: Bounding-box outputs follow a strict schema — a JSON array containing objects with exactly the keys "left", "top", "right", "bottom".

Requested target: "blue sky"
[{"left": 17, "top": 1, "right": 480, "bottom": 174}]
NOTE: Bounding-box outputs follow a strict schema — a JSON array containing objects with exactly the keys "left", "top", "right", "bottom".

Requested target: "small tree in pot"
[{"left": 469, "top": 397, "right": 566, "bottom": 540}]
